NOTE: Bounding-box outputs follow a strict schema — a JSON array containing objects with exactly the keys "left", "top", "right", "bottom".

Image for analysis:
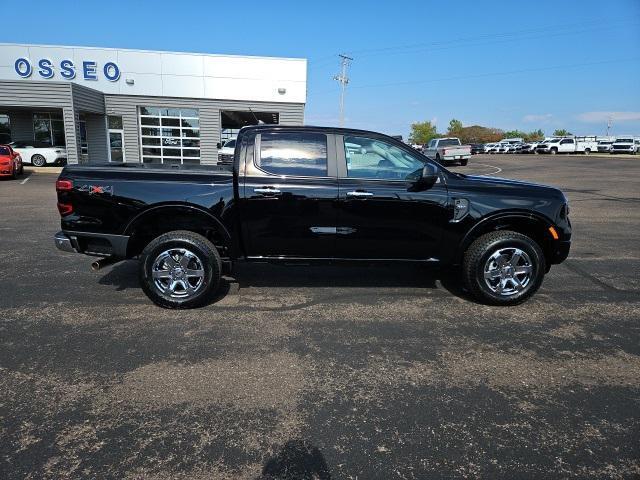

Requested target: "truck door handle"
[
  {"left": 346, "top": 190, "right": 374, "bottom": 197},
  {"left": 254, "top": 187, "right": 281, "bottom": 195}
]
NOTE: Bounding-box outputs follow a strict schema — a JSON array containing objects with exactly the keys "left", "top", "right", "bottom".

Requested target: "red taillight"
[
  {"left": 56, "top": 179, "right": 73, "bottom": 191},
  {"left": 57, "top": 202, "right": 73, "bottom": 216}
]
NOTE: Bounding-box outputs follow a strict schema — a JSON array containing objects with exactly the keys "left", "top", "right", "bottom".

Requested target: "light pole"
[{"left": 334, "top": 54, "right": 353, "bottom": 127}]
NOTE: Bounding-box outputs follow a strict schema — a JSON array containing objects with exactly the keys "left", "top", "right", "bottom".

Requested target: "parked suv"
[{"left": 55, "top": 125, "right": 571, "bottom": 308}]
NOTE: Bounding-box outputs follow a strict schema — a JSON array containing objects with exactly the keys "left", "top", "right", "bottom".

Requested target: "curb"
[{"left": 24, "top": 167, "right": 63, "bottom": 174}]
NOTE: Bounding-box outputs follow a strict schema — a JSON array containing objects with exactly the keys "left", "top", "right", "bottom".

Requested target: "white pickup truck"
[
  {"left": 423, "top": 137, "right": 471, "bottom": 165},
  {"left": 535, "top": 137, "right": 598, "bottom": 155}
]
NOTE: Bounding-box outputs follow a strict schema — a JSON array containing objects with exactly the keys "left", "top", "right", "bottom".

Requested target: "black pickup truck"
[{"left": 55, "top": 125, "right": 571, "bottom": 308}]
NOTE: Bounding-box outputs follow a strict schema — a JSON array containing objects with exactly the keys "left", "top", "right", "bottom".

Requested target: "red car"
[{"left": 0, "top": 144, "right": 23, "bottom": 179}]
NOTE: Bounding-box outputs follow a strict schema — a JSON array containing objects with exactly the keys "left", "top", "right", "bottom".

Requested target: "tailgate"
[{"left": 442, "top": 146, "right": 470, "bottom": 156}]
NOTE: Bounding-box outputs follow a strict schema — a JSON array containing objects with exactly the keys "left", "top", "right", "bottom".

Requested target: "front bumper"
[
  {"left": 549, "top": 239, "right": 571, "bottom": 264},
  {"left": 54, "top": 230, "right": 129, "bottom": 258}
]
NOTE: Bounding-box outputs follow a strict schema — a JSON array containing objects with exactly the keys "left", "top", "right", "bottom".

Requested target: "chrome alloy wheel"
[
  {"left": 151, "top": 248, "right": 205, "bottom": 298},
  {"left": 483, "top": 247, "right": 533, "bottom": 296}
]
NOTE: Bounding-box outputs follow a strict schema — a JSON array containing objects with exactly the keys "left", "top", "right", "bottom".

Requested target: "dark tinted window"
[
  {"left": 0, "top": 146, "right": 10, "bottom": 155},
  {"left": 258, "top": 132, "right": 328, "bottom": 176},
  {"left": 438, "top": 139, "right": 460, "bottom": 147}
]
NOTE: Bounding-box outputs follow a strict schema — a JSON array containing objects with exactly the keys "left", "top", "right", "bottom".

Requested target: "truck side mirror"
[
  {"left": 216, "top": 142, "right": 222, "bottom": 149},
  {"left": 408, "top": 163, "right": 439, "bottom": 191},
  {"left": 421, "top": 163, "right": 439, "bottom": 186}
]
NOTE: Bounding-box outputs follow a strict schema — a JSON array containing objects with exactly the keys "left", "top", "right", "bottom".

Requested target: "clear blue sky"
[{"left": 3, "top": 0, "right": 639, "bottom": 138}]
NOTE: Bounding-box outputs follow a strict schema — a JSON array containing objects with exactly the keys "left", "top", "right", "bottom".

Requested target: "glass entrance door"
[
  {"left": 107, "top": 116, "right": 125, "bottom": 162},
  {"left": 109, "top": 131, "right": 125, "bottom": 162}
]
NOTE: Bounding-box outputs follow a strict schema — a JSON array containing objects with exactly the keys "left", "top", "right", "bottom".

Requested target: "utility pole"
[
  {"left": 606, "top": 116, "right": 612, "bottom": 137},
  {"left": 334, "top": 54, "right": 353, "bottom": 127}
]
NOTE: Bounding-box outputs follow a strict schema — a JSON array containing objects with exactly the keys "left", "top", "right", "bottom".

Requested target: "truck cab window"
[
  {"left": 258, "top": 132, "right": 328, "bottom": 177},
  {"left": 344, "top": 136, "right": 424, "bottom": 180}
]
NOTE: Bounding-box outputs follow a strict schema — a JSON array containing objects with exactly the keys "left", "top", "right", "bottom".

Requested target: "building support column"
[{"left": 62, "top": 106, "right": 79, "bottom": 165}]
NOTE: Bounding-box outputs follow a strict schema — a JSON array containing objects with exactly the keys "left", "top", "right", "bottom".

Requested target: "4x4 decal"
[{"left": 78, "top": 185, "right": 114, "bottom": 195}]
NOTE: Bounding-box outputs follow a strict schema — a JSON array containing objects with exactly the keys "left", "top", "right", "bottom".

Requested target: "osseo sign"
[{"left": 14, "top": 58, "right": 121, "bottom": 82}]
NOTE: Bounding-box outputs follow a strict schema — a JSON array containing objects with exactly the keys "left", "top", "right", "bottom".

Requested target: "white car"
[
  {"left": 9, "top": 141, "right": 67, "bottom": 166},
  {"left": 483, "top": 143, "right": 494, "bottom": 153},
  {"left": 218, "top": 137, "right": 237, "bottom": 156},
  {"left": 217, "top": 137, "right": 237, "bottom": 165}
]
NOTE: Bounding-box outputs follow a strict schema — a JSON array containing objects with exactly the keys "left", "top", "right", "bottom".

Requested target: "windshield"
[
  {"left": 438, "top": 139, "right": 460, "bottom": 147},
  {"left": 615, "top": 139, "right": 633, "bottom": 143},
  {"left": 224, "top": 139, "right": 236, "bottom": 148},
  {"left": 0, "top": 146, "right": 10, "bottom": 155}
]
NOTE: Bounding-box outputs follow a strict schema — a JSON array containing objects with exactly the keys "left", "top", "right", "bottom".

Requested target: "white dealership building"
[{"left": 0, "top": 43, "right": 307, "bottom": 165}]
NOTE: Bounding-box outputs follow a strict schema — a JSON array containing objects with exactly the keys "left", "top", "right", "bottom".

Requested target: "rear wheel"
[
  {"left": 460, "top": 159, "right": 468, "bottom": 166},
  {"left": 584, "top": 149, "right": 590, "bottom": 155},
  {"left": 139, "top": 230, "right": 222, "bottom": 309},
  {"left": 462, "top": 231, "right": 546, "bottom": 305},
  {"left": 31, "top": 154, "right": 46, "bottom": 167}
]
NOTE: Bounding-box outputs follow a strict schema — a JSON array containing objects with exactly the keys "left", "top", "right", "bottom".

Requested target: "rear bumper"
[{"left": 54, "top": 230, "right": 129, "bottom": 258}]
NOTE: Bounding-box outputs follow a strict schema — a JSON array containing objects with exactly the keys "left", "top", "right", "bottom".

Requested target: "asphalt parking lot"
[{"left": 1, "top": 154, "right": 639, "bottom": 479}]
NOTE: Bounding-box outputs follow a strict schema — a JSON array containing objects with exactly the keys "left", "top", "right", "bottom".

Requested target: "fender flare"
[
  {"left": 123, "top": 203, "right": 232, "bottom": 246},
  {"left": 456, "top": 211, "right": 554, "bottom": 261}
]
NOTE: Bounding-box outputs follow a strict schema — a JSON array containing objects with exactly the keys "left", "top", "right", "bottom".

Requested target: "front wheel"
[
  {"left": 139, "top": 230, "right": 222, "bottom": 309},
  {"left": 549, "top": 148, "right": 557, "bottom": 155},
  {"left": 460, "top": 159, "right": 468, "bottom": 166},
  {"left": 462, "top": 231, "right": 546, "bottom": 305}
]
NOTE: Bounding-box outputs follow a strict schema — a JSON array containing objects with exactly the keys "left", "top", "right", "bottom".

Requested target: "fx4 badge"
[{"left": 79, "top": 185, "right": 114, "bottom": 195}]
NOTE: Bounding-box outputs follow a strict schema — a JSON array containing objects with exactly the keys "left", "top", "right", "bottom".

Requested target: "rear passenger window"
[{"left": 258, "top": 132, "right": 328, "bottom": 177}]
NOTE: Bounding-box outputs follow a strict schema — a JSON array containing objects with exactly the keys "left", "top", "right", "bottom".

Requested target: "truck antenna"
[{"left": 248, "top": 107, "right": 261, "bottom": 124}]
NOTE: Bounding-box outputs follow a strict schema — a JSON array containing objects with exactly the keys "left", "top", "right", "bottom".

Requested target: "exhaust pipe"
[{"left": 91, "top": 257, "right": 118, "bottom": 271}]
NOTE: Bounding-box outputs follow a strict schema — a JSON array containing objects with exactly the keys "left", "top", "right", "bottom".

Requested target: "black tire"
[
  {"left": 11, "top": 164, "right": 18, "bottom": 179},
  {"left": 549, "top": 148, "right": 557, "bottom": 155},
  {"left": 584, "top": 149, "right": 590, "bottom": 155},
  {"left": 31, "top": 154, "right": 46, "bottom": 167},
  {"left": 460, "top": 159, "right": 468, "bottom": 166},
  {"left": 139, "top": 230, "right": 222, "bottom": 309},
  {"left": 462, "top": 230, "right": 546, "bottom": 306},
  {"left": 435, "top": 153, "right": 441, "bottom": 163}
]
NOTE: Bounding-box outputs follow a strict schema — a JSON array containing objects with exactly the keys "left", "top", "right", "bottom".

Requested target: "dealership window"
[
  {"left": 139, "top": 107, "right": 200, "bottom": 164},
  {"left": 78, "top": 116, "right": 88, "bottom": 158},
  {"left": 33, "top": 112, "right": 65, "bottom": 147},
  {"left": 0, "top": 114, "right": 10, "bottom": 144}
]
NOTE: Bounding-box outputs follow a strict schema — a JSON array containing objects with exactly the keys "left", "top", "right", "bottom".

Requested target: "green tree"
[
  {"left": 503, "top": 130, "right": 528, "bottom": 139},
  {"left": 525, "top": 129, "right": 545, "bottom": 141},
  {"left": 448, "top": 119, "right": 463, "bottom": 135},
  {"left": 409, "top": 121, "right": 439, "bottom": 144},
  {"left": 553, "top": 129, "right": 572, "bottom": 136}
]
